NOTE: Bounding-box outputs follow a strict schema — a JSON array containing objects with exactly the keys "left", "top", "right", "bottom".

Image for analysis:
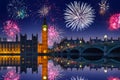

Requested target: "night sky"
[{"left": 0, "top": 0, "right": 120, "bottom": 41}]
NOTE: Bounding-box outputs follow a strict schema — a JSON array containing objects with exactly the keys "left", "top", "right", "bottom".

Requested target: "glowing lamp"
[
  {"left": 43, "top": 27, "right": 47, "bottom": 31},
  {"left": 104, "top": 35, "right": 108, "bottom": 39},
  {"left": 43, "top": 25, "right": 47, "bottom": 31},
  {"left": 43, "top": 76, "right": 47, "bottom": 80},
  {"left": 43, "top": 50, "right": 47, "bottom": 53},
  {"left": 80, "top": 40, "right": 82, "bottom": 43},
  {"left": 104, "top": 69, "right": 107, "bottom": 73}
]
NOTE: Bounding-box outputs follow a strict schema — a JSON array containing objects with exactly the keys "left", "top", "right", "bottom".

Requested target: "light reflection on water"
[{"left": 0, "top": 60, "right": 119, "bottom": 80}]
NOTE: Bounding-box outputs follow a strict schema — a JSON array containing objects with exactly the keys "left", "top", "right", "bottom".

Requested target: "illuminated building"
[
  {"left": 0, "top": 35, "right": 20, "bottom": 54},
  {"left": 0, "top": 18, "right": 48, "bottom": 54},
  {"left": 40, "top": 17, "right": 48, "bottom": 80},
  {"left": 0, "top": 18, "right": 48, "bottom": 80},
  {"left": 38, "top": 17, "right": 48, "bottom": 54}
]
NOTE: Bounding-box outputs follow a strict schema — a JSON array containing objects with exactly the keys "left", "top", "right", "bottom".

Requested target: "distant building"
[
  {"left": 53, "top": 36, "right": 120, "bottom": 51},
  {"left": 53, "top": 37, "right": 85, "bottom": 51}
]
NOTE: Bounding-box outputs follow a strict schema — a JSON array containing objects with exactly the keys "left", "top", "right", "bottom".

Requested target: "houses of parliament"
[
  {"left": 0, "top": 18, "right": 48, "bottom": 80},
  {"left": 0, "top": 18, "right": 48, "bottom": 54}
]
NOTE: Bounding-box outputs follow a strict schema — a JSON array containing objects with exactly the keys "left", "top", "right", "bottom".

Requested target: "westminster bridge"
[{"left": 50, "top": 39, "right": 120, "bottom": 63}]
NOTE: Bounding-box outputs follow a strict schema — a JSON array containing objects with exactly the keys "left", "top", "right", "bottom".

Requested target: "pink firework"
[
  {"left": 48, "top": 61, "right": 63, "bottom": 80},
  {"left": 108, "top": 76, "right": 120, "bottom": 80},
  {"left": 48, "top": 25, "right": 63, "bottom": 47},
  {"left": 4, "top": 70, "right": 20, "bottom": 80},
  {"left": 3, "top": 20, "right": 20, "bottom": 38},
  {"left": 109, "top": 13, "right": 120, "bottom": 30}
]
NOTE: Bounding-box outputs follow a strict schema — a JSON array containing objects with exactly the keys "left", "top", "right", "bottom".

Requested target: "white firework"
[
  {"left": 64, "top": 1, "right": 95, "bottom": 31},
  {"left": 38, "top": 5, "right": 51, "bottom": 16},
  {"left": 71, "top": 76, "right": 88, "bottom": 80}
]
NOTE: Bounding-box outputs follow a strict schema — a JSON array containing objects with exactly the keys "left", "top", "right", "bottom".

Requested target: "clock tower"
[{"left": 42, "top": 17, "right": 48, "bottom": 53}]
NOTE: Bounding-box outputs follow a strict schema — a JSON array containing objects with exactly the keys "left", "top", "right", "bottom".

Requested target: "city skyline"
[
  {"left": 0, "top": 0, "right": 120, "bottom": 42},
  {"left": 0, "top": 0, "right": 120, "bottom": 80}
]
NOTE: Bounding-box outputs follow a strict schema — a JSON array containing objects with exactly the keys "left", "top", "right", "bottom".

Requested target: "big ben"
[{"left": 42, "top": 17, "right": 48, "bottom": 53}]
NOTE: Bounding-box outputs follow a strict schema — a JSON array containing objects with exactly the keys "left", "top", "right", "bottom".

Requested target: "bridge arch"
[
  {"left": 81, "top": 46, "right": 104, "bottom": 53},
  {"left": 108, "top": 45, "right": 120, "bottom": 54},
  {"left": 69, "top": 49, "right": 80, "bottom": 60},
  {"left": 82, "top": 57, "right": 104, "bottom": 63},
  {"left": 108, "top": 45, "right": 120, "bottom": 62},
  {"left": 82, "top": 47, "right": 104, "bottom": 61},
  {"left": 110, "top": 59, "right": 120, "bottom": 63},
  {"left": 61, "top": 50, "right": 69, "bottom": 58}
]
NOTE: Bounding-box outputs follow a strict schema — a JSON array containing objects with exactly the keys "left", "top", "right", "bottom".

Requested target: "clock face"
[{"left": 43, "top": 27, "right": 47, "bottom": 31}]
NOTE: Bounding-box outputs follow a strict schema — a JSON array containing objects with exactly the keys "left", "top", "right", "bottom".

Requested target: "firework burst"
[
  {"left": 99, "top": 0, "right": 109, "bottom": 15},
  {"left": 7, "top": 0, "right": 28, "bottom": 20},
  {"left": 3, "top": 70, "right": 20, "bottom": 80},
  {"left": 30, "top": 0, "right": 61, "bottom": 23},
  {"left": 71, "top": 76, "right": 88, "bottom": 80},
  {"left": 109, "top": 13, "right": 120, "bottom": 30},
  {"left": 64, "top": 1, "right": 95, "bottom": 31},
  {"left": 48, "top": 61, "right": 63, "bottom": 80},
  {"left": 38, "top": 5, "right": 51, "bottom": 17},
  {"left": 48, "top": 25, "right": 63, "bottom": 47},
  {"left": 3, "top": 20, "right": 20, "bottom": 39},
  {"left": 108, "top": 76, "right": 120, "bottom": 80}
]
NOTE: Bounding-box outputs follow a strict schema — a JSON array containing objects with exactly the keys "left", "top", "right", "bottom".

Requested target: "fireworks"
[
  {"left": 3, "top": 70, "right": 19, "bottom": 80},
  {"left": 38, "top": 5, "right": 51, "bottom": 17},
  {"left": 3, "top": 20, "right": 20, "bottom": 38},
  {"left": 108, "top": 76, "right": 120, "bottom": 80},
  {"left": 109, "top": 13, "right": 120, "bottom": 30},
  {"left": 48, "top": 61, "right": 63, "bottom": 80},
  {"left": 99, "top": 0, "right": 109, "bottom": 15},
  {"left": 48, "top": 25, "right": 63, "bottom": 47},
  {"left": 7, "top": 0, "right": 28, "bottom": 20},
  {"left": 64, "top": 1, "right": 95, "bottom": 31},
  {"left": 71, "top": 76, "right": 88, "bottom": 80}
]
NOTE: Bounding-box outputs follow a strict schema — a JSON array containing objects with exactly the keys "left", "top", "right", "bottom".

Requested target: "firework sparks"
[
  {"left": 38, "top": 5, "right": 51, "bottom": 17},
  {"left": 3, "top": 70, "right": 20, "bottom": 80},
  {"left": 48, "top": 25, "right": 63, "bottom": 47},
  {"left": 108, "top": 76, "right": 120, "bottom": 80},
  {"left": 71, "top": 76, "right": 88, "bottom": 80},
  {"left": 64, "top": 1, "right": 95, "bottom": 31},
  {"left": 99, "top": 0, "right": 109, "bottom": 15},
  {"left": 7, "top": 0, "right": 28, "bottom": 20},
  {"left": 17, "top": 9, "right": 28, "bottom": 19},
  {"left": 3, "top": 20, "right": 20, "bottom": 38},
  {"left": 31, "top": 0, "right": 61, "bottom": 23},
  {"left": 48, "top": 61, "right": 63, "bottom": 80},
  {"left": 109, "top": 13, "right": 120, "bottom": 30}
]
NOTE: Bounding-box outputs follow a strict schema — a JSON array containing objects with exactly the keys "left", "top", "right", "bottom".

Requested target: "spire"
[
  {"left": 16, "top": 34, "right": 18, "bottom": 42},
  {"left": 43, "top": 17, "right": 47, "bottom": 25}
]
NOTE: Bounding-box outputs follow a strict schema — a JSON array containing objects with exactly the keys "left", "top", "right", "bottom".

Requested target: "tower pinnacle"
[{"left": 43, "top": 17, "right": 47, "bottom": 25}]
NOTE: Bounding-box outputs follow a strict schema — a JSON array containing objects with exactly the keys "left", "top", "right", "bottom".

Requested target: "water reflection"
[
  {"left": 4, "top": 70, "right": 20, "bottom": 80},
  {"left": 48, "top": 60, "right": 63, "bottom": 80},
  {"left": 0, "top": 56, "right": 119, "bottom": 80},
  {"left": 52, "top": 57, "right": 120, "bottom": 80}
]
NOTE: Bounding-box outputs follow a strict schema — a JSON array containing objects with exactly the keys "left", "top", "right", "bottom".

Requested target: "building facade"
[
  {"left": 0, "top": 18, "right": 48, "bottom": 80},
  {"left": 0, "top": 18, "right": 48, "bottom": 55}
]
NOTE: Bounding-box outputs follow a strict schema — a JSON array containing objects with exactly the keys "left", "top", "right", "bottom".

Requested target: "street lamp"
[{"left": 104, "top": 34, "right": 108, "bottom": 41}]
